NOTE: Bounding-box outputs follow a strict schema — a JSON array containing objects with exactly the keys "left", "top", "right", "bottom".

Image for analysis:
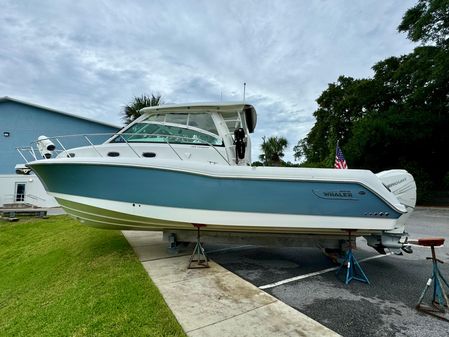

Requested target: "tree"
[
  {"left": 293, "top": 138, "right": 307, "bottom": 162},
  {"left": 123, "top": 94, "right": 162, "bottom": 124},
  {"left": 294, "top": 76, "right": 380, "bottom": 166},
  {"left": 346, "top": 46, "right": 449, "bottom": 185},
  {"left": 295, "top": 0, "right": 449, "bottom": 201},
  {"left": 259, "top": 136, "right": 288, "bottom": 166},
  {"left": 398, "top": 0, "right": 449, "bottom": 47}
]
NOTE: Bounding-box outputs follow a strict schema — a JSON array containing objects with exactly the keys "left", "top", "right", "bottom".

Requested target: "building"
[{"left": 0, "top": 96, "right": 121, "bottom": 207}]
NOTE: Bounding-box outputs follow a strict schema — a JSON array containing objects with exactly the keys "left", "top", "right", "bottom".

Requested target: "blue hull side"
[{"left": 31, "top": 162, "right": 402, "bottom": 219}]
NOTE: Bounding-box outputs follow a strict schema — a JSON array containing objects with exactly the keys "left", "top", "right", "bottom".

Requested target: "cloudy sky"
[{"left": 0, "top": 0, "right": 417, "bottom": 161}]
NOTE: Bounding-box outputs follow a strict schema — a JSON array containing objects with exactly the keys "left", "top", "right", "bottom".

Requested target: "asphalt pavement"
[{"left": 207, "top": 207, "right": 449, "bottom": 337}]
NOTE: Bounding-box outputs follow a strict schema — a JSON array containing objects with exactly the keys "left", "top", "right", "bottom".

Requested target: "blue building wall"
[{"left": 0, "top": 99, "right": 120, "bottom": 174}]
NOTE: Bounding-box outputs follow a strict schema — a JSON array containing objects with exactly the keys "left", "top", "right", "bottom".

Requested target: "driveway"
[{"left": 207, "top": 208, "right": 449, "bottom": 337}]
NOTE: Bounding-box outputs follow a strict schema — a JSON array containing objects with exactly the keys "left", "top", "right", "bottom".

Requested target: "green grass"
[{"left": 0, "top": 216, "right": 186, "bottom": 337}]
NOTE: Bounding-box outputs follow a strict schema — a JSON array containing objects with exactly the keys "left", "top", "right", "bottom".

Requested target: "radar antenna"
[{"left": 243, "top": 82, "right": 246, "bottom": 104}]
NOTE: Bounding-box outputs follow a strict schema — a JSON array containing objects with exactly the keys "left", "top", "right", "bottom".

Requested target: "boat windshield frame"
[{"left": 109, "top": 121, "right": 224, "bottom": 146}]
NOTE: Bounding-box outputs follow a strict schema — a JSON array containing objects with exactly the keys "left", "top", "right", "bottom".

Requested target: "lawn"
[{"left": 0, "top": 215, "right": 186, "bottom": 337}]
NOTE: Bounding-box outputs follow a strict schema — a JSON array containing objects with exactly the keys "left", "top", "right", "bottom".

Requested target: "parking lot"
[{"left": 207, "top": 208, "right": 449, "bottom": 337}]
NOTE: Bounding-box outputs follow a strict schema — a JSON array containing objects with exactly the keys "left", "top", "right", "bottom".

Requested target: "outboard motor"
[
  {"left": 234, "top": 128, "right": 246, "bottom": 163},
  {"left": 376, "top": 170, "right": 417, "bottom": 210},
  {"left": 366, "top": 170, "right": 417, "bottom": 254},
  {"left": 36, "top": 135, "right": 56, "bottom": 159}
]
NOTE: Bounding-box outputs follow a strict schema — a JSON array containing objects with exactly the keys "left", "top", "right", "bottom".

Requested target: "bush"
[{"left": 443, "top": 171, "right": 449, "bottom": 190}]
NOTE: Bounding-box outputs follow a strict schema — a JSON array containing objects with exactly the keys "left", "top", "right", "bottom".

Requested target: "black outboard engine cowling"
[{"left": 234, "top": 128, "right": 246, "bottom": 161}]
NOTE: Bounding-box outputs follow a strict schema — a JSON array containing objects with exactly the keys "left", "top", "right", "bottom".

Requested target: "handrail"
[
  {"left": 83, "top": 135, "right": 103, "bottom": 158},
  {"left": 26, "top": 194, "right": 47, "bottom": 202},
  {"left": 119, "top": 134, "right": 141, "bottom": 158},
  {"left": 165, "top": 139, "right": 183, "bottom": 161},
  {"left": 16, "top": 132, "right": 231, "bottom": 165},
  {"left": 55, "top": 138, "right": 70, "bottom": 158},
  {"left": 16, "top": 147, "right": 30, "bottom": 163}
]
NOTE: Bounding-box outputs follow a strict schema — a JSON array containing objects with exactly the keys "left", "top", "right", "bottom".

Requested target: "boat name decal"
[{"left": 313, "top": 190, "right": 358, "bottom": 200}]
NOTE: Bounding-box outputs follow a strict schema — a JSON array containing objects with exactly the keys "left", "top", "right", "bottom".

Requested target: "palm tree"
[
  {"left": 123, "top": 94, "right": 162, "bottom": 124},
  {"left": 259, "top": 136, "right": 288, "bottom": 166}
]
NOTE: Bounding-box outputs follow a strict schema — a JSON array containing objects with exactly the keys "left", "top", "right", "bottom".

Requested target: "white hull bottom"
[{"left": 52, "top": 192, "right": 398, "bottom": 236}]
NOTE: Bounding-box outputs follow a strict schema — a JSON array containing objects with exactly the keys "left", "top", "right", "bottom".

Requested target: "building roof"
[{"left": 0, "top": 96, "right": 121, "bottom": 129}]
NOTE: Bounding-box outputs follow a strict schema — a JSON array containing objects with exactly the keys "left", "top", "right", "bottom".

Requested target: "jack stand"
[
  {"left": 415, "top": 238, "right": 449, "bottom": 321},
  {"left": 188, "top": 224, "right": 209, "bottom": 269},
  {"left": 336, "top": 230, "right": 370, "bottom": 285}
]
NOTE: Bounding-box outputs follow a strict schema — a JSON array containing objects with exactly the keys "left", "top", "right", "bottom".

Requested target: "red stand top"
[
  {"left": 192, "top": 223, "right": 207, "bottom": 229},
  {"left": 416, "top": 238, "right": 445, "bottom": 247}
]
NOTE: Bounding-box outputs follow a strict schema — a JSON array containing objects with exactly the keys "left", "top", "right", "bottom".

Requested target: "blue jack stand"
[
  {"left": 336, "top": 231, "right": 370, "bottom": 285},
  {"left": 415, "top": 238, "right": 449, "bottom": 321}
]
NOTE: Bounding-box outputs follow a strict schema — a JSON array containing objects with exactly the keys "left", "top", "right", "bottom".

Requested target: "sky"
[{"left": 0, "top": 0, "right": 417, "bottom": 162}]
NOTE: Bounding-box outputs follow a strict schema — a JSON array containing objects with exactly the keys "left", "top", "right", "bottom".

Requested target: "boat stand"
[
  {"left": 415, "top": 238, "right": 449, "bottom": 321},
  {"left": 336, "top": 230, "right": 370, "bottom": 285},
  {"left": 188, "top": 224, "right": 209, "bottom": 269}
]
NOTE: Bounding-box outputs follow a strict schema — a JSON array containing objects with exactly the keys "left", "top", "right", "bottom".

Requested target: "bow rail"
[{"left": 16, "top": 132, "right": 231, "bottom": 165}]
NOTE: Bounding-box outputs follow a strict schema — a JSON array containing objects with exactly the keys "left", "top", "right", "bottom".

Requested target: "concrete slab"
[
  {"left": 122, "top": 231, "right": 163, "bottom": 246},
  {"left": 132, "top": 243, "right": 182, "bottom": 261},
  {"left": 123, "top": 230, "right": 190, "bottom": 261},
  {"left": 143, "top": 256, "right": 228, "bottom": 285},
  {"left": 123, "top": 230, "right": 340, "bottom": 337},
  {"left": 158, "top": 270, "right": 276, "bottom": 332},
  {"left": 188, "top": 301, "right": 338, "bottom": 337}
]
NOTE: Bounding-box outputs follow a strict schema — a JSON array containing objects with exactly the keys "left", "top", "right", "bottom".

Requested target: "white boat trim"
[{"left": 52, "top": 192, "right": 398, "bottom": 231}]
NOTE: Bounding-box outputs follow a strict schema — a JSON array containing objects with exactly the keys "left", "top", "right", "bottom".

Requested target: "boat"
[{"left": 20, "top": 102, "right": 416, "bottom": 253}]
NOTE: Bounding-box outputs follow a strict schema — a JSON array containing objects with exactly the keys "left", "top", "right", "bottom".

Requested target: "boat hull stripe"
[{"left": 32, "top": 163, "right": 402, "bottom": 218}]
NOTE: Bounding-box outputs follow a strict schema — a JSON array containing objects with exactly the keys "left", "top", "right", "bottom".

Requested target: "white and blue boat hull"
[{"left": 29, "top": 158, "right": 408, "bottom": 236}]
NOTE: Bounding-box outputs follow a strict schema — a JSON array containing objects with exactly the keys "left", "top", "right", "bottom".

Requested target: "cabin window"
[
  {"left": 111, "top": 111, "right": 222, "bottom": 146},
  {"left": 165, "top": 113, "right": 188, "bottom": 125},
  {"left": 111, "top": 122, "right": 222, "bottom": 146},
  {"left": 187, "top": 113, "right": 219, "bottom": 135},
  {"left": 222, "top": 112, "right": 243, "bottom": 134},
  {"left": 146, "top": 114, "right": 165, "bottom": 122},
  {"left": 142, "top": 112, "right": 219, "bottom": 135}
]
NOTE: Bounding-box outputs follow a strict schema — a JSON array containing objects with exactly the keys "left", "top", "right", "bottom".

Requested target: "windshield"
[{"left": 111, "top": 112, "right": 222, "bottom": 145}]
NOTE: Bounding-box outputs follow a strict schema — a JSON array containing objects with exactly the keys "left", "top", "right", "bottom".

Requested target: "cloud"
[{"left": 0, "top": 0, "right": 416, "bottom": 161}]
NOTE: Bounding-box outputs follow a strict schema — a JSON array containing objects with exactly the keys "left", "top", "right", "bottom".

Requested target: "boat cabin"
[{"left": 56, "top": 103, "right": 257, "bottom": 166}]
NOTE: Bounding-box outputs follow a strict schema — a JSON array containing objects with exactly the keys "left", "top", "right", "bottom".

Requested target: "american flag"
[{"left": 335, "top": 143, "right": 348, "bottom": 169}]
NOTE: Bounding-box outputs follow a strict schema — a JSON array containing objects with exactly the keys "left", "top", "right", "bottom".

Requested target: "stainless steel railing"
[{"left": 16, "top": 132, "right": 231, "bottom": 165}]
